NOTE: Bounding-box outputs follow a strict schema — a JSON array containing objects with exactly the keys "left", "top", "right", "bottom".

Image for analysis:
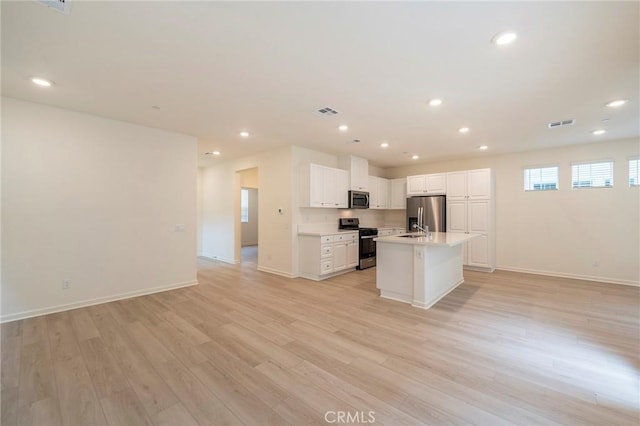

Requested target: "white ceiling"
[{"left": 2, "top": 1, "right": 638, "bottom": 168}]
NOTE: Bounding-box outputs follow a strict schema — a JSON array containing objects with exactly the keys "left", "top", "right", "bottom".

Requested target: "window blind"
[
  {"left": 524, "top": 166, "right": 558, "bottom": 191},
  {"left": 630, "top": 158, "right": 639, "bottom": 187},
  {"left": 571, "top": 161, "right": 613, "bottom": 188}
]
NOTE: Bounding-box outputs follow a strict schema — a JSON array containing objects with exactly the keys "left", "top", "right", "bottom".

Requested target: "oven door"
[{"left": 359, "top": 235, "right": 376, "bottom": 259}]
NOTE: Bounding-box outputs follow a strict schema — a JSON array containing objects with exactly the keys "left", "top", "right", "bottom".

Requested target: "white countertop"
[
  {"left": 298, "top": 230, "right": 358, "bottom": 236},
  {"left": 375, "top": 232, "right": 479, "bottom": 247}
]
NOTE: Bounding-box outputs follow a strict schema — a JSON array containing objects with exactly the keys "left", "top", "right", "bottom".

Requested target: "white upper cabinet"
[
  {"left": 407, "top": 175, "right": 426, "bottom": 194},
  {"left": 368, "top": 176, "right": 390, "bottom": 209},
  {"left": 339, "top": 155, "right": 369, "bottom": 191},
  {"left": 426, "top": 173, "right": 447, "bottom": 193},
  {"left": 390, "top": 178, "right": 407, "bottom": 209},
  {"left": 468, "top": 169, "right": 491, "bottom": 199},
  {"left": 406, "top": 173, "right": 446, "bottom": 195},
  {"left": 300, "top": 164, "right": 348, "bottom": 208},
  {"left": 446, "top": 168, "right": 491, "bottom": 200},
  {"left": 445, "top": 171, "right": 467, "bottom": 200}
]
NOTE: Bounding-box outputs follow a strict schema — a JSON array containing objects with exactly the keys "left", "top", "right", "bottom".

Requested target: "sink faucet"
[{"left": 412, "top": 223, "right": 429, "bottom": 234}]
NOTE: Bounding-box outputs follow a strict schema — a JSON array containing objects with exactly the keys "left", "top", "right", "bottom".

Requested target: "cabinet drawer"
[
  {"left": 321, "top": 260, "right": 333, "bottom": 274},
  {"left": 321, "top": 235, "right": 334, "bottom": 243},
  {"left": 321, "top": 245, "right": 333, "bottom": 258},
  {"left": 335, "top": 233, "right": 357, "bottom": 242}
]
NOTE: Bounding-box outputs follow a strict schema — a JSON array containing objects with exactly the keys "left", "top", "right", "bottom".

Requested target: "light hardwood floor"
[{"left": 2, "top": 251, "right": 639, "bottom": 425}]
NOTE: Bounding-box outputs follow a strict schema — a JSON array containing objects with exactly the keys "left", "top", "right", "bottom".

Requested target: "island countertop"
[{"left": 375, "top": 232, "right": 479, "bottom": 247}]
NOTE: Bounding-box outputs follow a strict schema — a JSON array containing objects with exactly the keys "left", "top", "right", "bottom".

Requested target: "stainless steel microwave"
[{"left": 348, "top": 190, "right": 369, "bottom": 209}]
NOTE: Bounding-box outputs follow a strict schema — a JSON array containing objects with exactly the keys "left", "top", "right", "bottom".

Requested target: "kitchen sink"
[{"left": 398, "top": 234, "right": 425, "bottom": 238}]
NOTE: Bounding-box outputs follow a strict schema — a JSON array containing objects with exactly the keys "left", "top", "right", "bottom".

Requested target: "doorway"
[{"left": 237, "top": 168, "right": 259, "bottom": 265}]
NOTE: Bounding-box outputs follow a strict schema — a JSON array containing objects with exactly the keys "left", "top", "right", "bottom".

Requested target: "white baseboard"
[
  {"left": 199, "top": 253, "right": 239, "bottom": 265},
  {"left": 1, "top": 280, "right": 198, "bottom": 324},
  {"left": 496, "top": 266, "right": 639, "bottom": 287},
  {"left": 256, "top": 266, "right": 297, "bottom": 279}
]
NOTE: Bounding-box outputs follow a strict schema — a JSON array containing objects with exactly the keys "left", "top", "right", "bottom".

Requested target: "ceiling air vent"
[
  {"left": 36, "top": 0, "right": 72, "bottom": 15},
  {"left": 548, "top": 119, "right": 575, "bottom": 129},
  {"left": 317, "top": 107, "right": 338, "bottom": 116}
]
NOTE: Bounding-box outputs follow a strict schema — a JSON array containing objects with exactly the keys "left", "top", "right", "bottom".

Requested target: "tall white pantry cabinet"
[{"left": 446, "top": 168, "right": 495, "bottom": 271}]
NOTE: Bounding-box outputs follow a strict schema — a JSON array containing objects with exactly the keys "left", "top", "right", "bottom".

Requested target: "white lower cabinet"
[{"left": 299, "top": 232, "right": 359, "bottom": 280}]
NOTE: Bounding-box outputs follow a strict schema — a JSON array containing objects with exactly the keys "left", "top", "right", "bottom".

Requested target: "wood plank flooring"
[{"left": 2, "top": 249, "right": 639, "bottom": 425}]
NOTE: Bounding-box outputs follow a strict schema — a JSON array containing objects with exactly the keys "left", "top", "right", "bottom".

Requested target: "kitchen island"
[{"left": 375, "top": 232, "right": 479, "bottom": 309}]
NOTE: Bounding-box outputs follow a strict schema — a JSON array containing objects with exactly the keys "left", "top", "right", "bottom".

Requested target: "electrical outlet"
[
  {"left": 62, "top": 279, "right": 70, "bottom": 289},
  {"left": 174, "top": 224, "right": 186, "bottom": 232}
]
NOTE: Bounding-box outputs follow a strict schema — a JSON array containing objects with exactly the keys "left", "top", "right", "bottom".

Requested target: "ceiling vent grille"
[
  {"left": 36, "top": 0, "right": 72, "bottom": 15},
  {"left": 317, "top": 107, "right": 338, "bottom": 116},
  {"left": 548, "top": 119, "right": 575, "bottom": 129}
]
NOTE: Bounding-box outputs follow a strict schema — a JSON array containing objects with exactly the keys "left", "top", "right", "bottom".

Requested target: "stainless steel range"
[{"left": 338, "top": 218, "right": 378, "bottom": 270}]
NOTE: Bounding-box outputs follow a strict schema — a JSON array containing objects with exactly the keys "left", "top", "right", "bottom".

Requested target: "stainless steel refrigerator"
[{"left": 406, "top": 195, "right": 446, "bottom": 233}]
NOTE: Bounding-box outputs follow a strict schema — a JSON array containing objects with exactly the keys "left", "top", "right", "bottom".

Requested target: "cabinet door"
[
  {"left": 425, "top": 173, "right": 446, "bottom": 193},
  {"left": 407, "top": 175, "right": 426, "bottom": 195},
  {"left": 352, "top": 157, "right": 369, "bottom": 191},
  {"left": 390, "top": 178, "right": 407, "bottom": 209},
  {"left": 467, "top": 234, "right": 489, "bottom": 267},
  {"left": 468, "top": 169, "right": 491, "bottom": 199},
  {"left": 446, "top": 171, "right": 466, "bottom": 200},
  {"left": 322, "top": 167, "right": 337, "bottom": 207},
  {"left": 378, "top": 178, "right": 390, "bottom": 209},
  {"left": 347, "top": 241, "right": 358, "bottom": 268},
  {"left": 335, "top": 169, "right": 349, "bottom": 208},
  {"left": 309, "top": 164, "right": 324, "bottom": 207},
  {"left": 333, "top": 243, "right": 347, "bottom": 271},
  {"left": 447, "top": 201, "right": 467, "bottom": 233},
  {"left": 467, "top": 200, "right": 489, "bottom": 233},
  {"left": 368, "top": 176, "right": 379, "bottom": 208}
]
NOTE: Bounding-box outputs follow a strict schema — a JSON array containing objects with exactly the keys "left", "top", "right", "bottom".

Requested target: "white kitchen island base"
[{"left": 376, "top": 233, "right": 477, "bottom": 309}]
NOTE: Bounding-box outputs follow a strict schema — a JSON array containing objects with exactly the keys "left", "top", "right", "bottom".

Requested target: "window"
[
  {"left": 629, "top": 158, "right": 639, "bottom": 187},
  {"left": 240, "top": 189, "right": 249, "bottom": 222},
  {"left": 571, "top": 161, "right": 613, "bottom": 188},
  {"left": 524, "top": 166, "right": 558, "bottom": 191}
]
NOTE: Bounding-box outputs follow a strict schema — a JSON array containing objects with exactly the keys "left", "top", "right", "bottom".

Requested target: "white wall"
[
  {"left": 198, "top": 146, "right": 293, "bottom": 275},
  {"left": 386, "top": 138, "right": 640, "bottom": 285},
  {"left": 241, "top": 188, "right": 259, "bottom": 246},
  {"left": 1, "top": 98, "right": 198, "bottom": 322}
]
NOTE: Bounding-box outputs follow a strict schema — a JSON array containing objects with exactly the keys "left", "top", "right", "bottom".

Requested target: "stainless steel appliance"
[
  {"left": 348, "top": 190, "right": 369, "bottom": 209},
  {"left": 406, "top": 195, "right": 446, "bottom": 233},
  {"left": 338, "top": 218, "right": 378, "bottom": 270}
]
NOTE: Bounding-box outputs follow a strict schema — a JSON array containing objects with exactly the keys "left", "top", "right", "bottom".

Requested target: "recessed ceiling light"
[
  {"left": 605, "top": 99, "right": 627, "bottom": 108},
  {"left": 412, "top": 155, "right": 419, "bottom": 160},
  {"left": 338, "top": 125, "right": 349, "bottom": 132},
  {"left": 429, "top": 99, "right": 442, "bottom": 107},
  {"left": 459, "top": 127, "right": 470, "bottom": 133},
  {"left": 592, "top": 129, "right": 606, "bottom": 135},
  {"left": 479, "top": 145, "right": 488, "bottom": 150},
  {"left": 205, "top": 151, "right": 221, "bottom": 156},
  {"left": 492, "top": 31, "right": 517, "bottom": 45},
  {"left": 380, "top": 142, "right": 389, "bottom": 148},
  {"left": 31, "top": 77, "right": 52, "bottom": 87},
  {"left": 239, "top": 131, "right": 250, "bottom": 138}
]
